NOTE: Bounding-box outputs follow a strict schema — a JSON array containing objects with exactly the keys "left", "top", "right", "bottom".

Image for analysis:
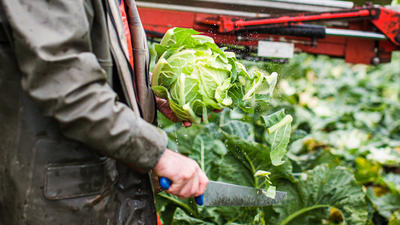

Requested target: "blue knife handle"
[{"left": 159, "top": 177, "right": 204, "bottom": 206}]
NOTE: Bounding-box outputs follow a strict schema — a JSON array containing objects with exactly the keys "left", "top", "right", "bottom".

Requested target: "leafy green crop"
[
  {"left": 272, "top": 164, "right": 368, "bottom": 225},
  {"left": 156, "top": 109, "right": 294, "bottom": 225},
  {"left": 151, "top": 38, "right": 400, "bottom": 224},
  {"left": 367, "top": 188, "right": 400, "bottom": 220},
  {"left": 151, "top": 28, "right": 277, "bottom": 123}
]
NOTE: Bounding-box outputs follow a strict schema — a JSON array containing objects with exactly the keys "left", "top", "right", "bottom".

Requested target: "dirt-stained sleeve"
[{"left": 0, "top": 0, "right": 166, "bottom": 171}]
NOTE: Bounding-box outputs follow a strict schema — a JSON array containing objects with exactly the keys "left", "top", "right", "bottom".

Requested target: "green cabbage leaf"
[
  {"left": 151, "top": 28, "right": 277, "bottom": 123},
  {"left": 272, "top": 164, "right": 368, "bottom": 225}
]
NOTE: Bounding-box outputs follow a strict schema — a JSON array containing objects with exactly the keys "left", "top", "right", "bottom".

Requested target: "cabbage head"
[{"left": 151, "top": 28, "right": 277, "bottom": 123}]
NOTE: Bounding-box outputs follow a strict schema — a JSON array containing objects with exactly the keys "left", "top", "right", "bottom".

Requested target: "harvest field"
[{"left": 153, "top": 50, "right": 400, "bottom": 225}]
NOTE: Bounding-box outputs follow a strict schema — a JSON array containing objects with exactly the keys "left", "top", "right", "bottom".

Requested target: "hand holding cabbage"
[{"left": 151, "top": 28, "right": 277, "bottom": 123}]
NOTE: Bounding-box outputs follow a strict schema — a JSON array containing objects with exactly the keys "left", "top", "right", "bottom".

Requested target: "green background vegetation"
[
  {"left": 151, "top": 1, "right": 400, "bottom": 223},
  {"left": 155, "top": 52, "right": 400, "bottom": 225}
]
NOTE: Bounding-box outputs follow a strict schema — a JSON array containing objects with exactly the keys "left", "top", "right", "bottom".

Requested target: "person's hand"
[
  {"left": 156, "top": 97, "right": 192, "bottom": 127},
  {"left": 152, "top": 149, "right": 209, "bottom": 198}
]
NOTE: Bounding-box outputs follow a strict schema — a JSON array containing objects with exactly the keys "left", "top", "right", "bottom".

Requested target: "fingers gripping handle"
[{"left": 159, "top": 177, "right": 204, "bottom": 206}]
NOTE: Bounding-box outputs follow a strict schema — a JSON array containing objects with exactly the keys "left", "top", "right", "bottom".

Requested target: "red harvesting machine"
[{"left": 137, "top": 0, "right": 400, "bottom": 64}]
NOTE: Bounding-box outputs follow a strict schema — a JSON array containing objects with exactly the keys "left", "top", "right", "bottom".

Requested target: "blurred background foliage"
[{"left": 155, "top": 51, "right": 400, "bottom": 224}]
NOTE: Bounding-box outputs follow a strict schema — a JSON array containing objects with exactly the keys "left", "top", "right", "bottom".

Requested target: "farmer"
[{"left": 0, "top": 0, "right": 208, "bottom": 224}]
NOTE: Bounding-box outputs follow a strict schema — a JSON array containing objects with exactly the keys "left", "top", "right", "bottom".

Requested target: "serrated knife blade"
[
  {"left": 202, "top": 181, "right": 286, "bottom": 206},
  {"left": 160, "top": 177, "right": 286, "bottom": 206}
]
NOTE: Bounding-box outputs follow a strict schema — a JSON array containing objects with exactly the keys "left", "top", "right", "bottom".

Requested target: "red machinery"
[{"left": 137, "top": 0, "right": 400, "bottom": 64}]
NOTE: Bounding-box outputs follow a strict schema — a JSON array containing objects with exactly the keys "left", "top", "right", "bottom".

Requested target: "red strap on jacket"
[
  {"left": 119, "top": 6, "right": 162, "bottom": 225},
  {"left": 119, "top": 0, "right": 140, "bottom": 104},
  {"left": 119, "top": 0, "right": 134, "bottom": 68}
]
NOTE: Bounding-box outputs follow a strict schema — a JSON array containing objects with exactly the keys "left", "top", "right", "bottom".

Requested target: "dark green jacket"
[{"left": 0, "top": 0, "right": 167, "bottom": 224}]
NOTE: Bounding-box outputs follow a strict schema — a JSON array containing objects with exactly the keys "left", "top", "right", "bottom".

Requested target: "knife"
[{"left": 159, "top": 177, "right": 286, "bottom": 206}]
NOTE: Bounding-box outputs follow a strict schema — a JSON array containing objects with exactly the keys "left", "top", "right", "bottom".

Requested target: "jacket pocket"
[
  {"left": 33, "top": 138, "right": 117, "bottom": 201},
  {"left": 44, "top": 160, "right": 108, "bottom": 200},
  {"left": 21, "top": 138, "right": 118, "bottom": 224}
]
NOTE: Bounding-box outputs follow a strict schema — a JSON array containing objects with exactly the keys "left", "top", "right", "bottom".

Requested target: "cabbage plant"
[{"left": 151, "top": 28, "right": 277, "bottom": 123}]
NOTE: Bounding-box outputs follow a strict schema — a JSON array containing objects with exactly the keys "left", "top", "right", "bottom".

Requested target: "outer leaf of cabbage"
[
  {"left": 151, "top": 27, "right": 278, "bottom": 123},
  {"left": 151, "top": 57, "right": 176, "bottom": 88}
]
